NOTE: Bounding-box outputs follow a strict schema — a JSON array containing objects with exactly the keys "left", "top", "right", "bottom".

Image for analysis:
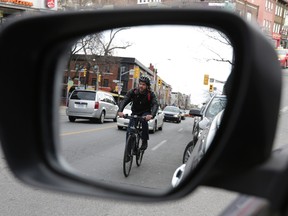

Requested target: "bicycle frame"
[{"left": 123, "top": 115, "right": 146, "bottom": 177}]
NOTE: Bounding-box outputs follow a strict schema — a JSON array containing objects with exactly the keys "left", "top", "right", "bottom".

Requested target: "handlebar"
[{"left": 123, "top": 114, "right": 146, "bottom": 120}]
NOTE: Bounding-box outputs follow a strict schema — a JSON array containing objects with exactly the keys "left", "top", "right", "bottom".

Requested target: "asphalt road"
[{"left": 59, "top": 112, "right": 195, "bottom": 191}]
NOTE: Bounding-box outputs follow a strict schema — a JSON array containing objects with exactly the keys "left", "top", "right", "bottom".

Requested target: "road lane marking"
[
  {"left": 152, "top": 140, "right": 167, "bottom": 151},
  {"left": 60, "top": 125, "right": 115, "bottom": 136},
  {"left": 178, "top": 128, "right": 183, "bottom": 132}
]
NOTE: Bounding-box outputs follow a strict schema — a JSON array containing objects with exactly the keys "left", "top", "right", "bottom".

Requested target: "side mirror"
[{"left": 189, "top": 108, "right": 202, "bottom": 117}]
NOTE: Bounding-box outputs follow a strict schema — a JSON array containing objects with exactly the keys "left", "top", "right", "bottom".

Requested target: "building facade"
[{"left": 62, "top": 55, "right": 173, "bottom": 107}]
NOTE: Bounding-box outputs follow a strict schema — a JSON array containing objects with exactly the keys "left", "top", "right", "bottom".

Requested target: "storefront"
[
  {"left": 0, "top": 0, "right": 57, "bottom": 24},
  {"left": 273, "top": 33, "right": 282, "bottom": 48}
]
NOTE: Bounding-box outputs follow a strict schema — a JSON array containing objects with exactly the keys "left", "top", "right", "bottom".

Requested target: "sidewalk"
[{"left": 59, "top": 106, "right": 66, "bottom": 115}]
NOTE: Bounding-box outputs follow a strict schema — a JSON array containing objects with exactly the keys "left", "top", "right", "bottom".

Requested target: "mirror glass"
[{"left": 58, "top": 25, "right": 233, "bottom": 192}]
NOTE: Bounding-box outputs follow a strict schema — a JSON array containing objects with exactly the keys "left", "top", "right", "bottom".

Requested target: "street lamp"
[{"left": 93, "top": 64, "right": 99, "bottom": 91}]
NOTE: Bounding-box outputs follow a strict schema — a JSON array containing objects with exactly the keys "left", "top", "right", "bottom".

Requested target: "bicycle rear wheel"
[
  {"left": 123, "top": 135, "right": 134, "bottom": 177},
  {"left": 136, "top": 137, "right": 144, "bottom": 166}
]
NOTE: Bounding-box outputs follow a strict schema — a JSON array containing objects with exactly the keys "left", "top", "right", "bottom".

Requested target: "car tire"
[
  {"left": 150, "top": 121, "right": 157, "bottom": 134},
  {"left": 182, "top": 141, "right": 195, "bottom": 164},
  {"left": 158, "top": 122, "right": 163, "bottom": 131},
  {"left": 68, "top": 116, "right": 76, "bottom": 122},
  {"left": 192, "top": 123, "right": 200, "bottom": 144},
  {"left": 113, "top": 115, "right": 117, "bottom": 122},
  {"left": 98, "top": 111, "right": 105, "bottom": 124},
  {"left": 118, "top": 126, "right": 123, "bottom": 130}
]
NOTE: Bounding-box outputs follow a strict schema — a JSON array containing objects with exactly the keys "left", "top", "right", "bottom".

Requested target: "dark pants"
[{"left": 126, "top": 112, "right": 149, "bottom": 141}]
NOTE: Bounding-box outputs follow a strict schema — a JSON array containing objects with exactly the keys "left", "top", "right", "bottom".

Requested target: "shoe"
[
  {"left": 140, "top": 140, "right": 148, "bottom": 150},
  {"left": 125, "top": 155, "right": 131, "bottom": 162}
]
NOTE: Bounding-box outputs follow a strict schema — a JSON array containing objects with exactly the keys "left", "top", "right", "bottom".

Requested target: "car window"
[
  {"left": 70, "top": 91, "right": 95, "bottom": 100},
  {"left": 205, "top": 97, "right": 227, "bottom": 119},
  {"left": 108, "top": 95, "right": 116, "bottom": 105},
  {"left": 164, "top": 106, "right": 180, "bottom": 112},
  {"left": 97, "top": 92, "right": 105, "bottom": 101}
]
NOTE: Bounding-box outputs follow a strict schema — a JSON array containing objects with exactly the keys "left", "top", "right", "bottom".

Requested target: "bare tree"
[
  {"left": 66, "top": 27, "right": 132, "bottom": 90},
  {"left": 99, "top": 28, "right": 132, "bottom": 56},
  {"left": 196, "top": 27, "right": 234, "bottom": 66}
]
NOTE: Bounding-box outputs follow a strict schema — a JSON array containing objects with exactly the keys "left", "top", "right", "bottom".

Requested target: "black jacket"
[{"left": 118, "top": 88, "right": 159, "bottom": 118}]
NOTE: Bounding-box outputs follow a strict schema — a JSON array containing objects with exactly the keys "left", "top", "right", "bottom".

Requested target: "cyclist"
[{"left": 118, "top": 75, "right": 159, "bottom": 151}]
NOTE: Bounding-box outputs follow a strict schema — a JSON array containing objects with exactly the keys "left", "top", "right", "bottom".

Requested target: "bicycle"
[{"left": 123, "top": 115, "right": 146, "bottom": 177}]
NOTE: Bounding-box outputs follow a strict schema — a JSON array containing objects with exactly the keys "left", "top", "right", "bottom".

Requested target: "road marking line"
[
  {"left": 152, "top": 140, "right": 167, "bottom": 151},
  {"left": 178, "top": 128, "right": 183, "bottom": 132},
  {"left": 60, "top": 125, "right": 115, "bottom": 136}
]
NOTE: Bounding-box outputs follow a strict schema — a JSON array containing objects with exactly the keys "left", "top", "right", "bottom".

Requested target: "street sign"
[
  {"left": 113, "top": 80, "right": 120, "bottom": 83},
  {"left": 129, "top": 69, "right": 135, "bottom": 75}
]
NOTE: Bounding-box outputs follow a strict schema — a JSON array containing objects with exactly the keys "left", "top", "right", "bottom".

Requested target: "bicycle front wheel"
[
  {"left": 136, "top": 137, "right": 144, "bottom": 167},
  {"left": 123, "top": 135, "right": 134, "bottom": 177}
]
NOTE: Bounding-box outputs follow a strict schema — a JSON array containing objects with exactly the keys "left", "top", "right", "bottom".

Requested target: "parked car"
[
  {"left": 66, "top": 89, "right": 119, "bottom": 123},
  {"left": 174, "top": 110, "right": 223, "bottom": 187},
  {"left": 1, "top": 6, "right": 286, "bottom": 216},
  {"left": 189, "top": 95, "right": 227, "bottom": 147},
  {"left": 276, "top": 48, "right": 288, "bottom": 68},
  {"left": 182, "top": 109, "right": 225, "bottom": 164},
  {"left": 163, "top": 106, "right": 182, "bottom": 123},
  {"left": 116, "top": 103, "right": 164, "bottom": 133}
]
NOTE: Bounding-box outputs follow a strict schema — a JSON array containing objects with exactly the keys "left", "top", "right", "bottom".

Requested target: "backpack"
[{"left": 133, "top": 88, "right": 151, "bottom": 102}]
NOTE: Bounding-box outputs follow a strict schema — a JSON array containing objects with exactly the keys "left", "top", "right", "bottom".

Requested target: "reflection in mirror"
[{"left": 58, "top": 25, "right": 233, "bottom": 192}]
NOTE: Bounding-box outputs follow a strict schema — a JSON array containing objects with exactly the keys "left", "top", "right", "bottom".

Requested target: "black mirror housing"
[{"left": 0, "top": 8, "right": 281, "bottom": 202}]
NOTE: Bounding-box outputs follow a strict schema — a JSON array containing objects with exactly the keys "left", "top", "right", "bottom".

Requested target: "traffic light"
[
  {"left": 158, "top": 79, "right": 162, "bottom": 86},
  {"left": 204, "top": 74, "right": 209, "bottom": 85},
  {"left": 209, "top": 84, "right": 214, "bottom": 92},
  {"left": 98, "top": 74, "right": 101, "bottom": 82},
  {"left": 83, "top": 68, "right": 87, "bottom": 77},
  {"left": 134, "top": 66, "right": 140, "bottom": 78}
]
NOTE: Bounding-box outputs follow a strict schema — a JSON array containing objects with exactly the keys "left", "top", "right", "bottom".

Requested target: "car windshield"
[
  {"left": 164, "top": 106, "right": 180, "bottom": 112},
  {"left": 205, "top": 97, "right": 227, "bottom": 119},
  {"left": 70, "top": 91, "right": 95, "bottom": 100}
]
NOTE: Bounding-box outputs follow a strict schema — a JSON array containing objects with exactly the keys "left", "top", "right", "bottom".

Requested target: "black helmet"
[{"left": 139, "top": 75, "right": 151, "bottom": 86}]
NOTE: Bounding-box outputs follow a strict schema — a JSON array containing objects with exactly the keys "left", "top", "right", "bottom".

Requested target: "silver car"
[
  {"left": 117, "top": 103, "right": 164, "bottom": 133},
  {"left": 66, "top": 89, "right": 119, "bottom": 123}
]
